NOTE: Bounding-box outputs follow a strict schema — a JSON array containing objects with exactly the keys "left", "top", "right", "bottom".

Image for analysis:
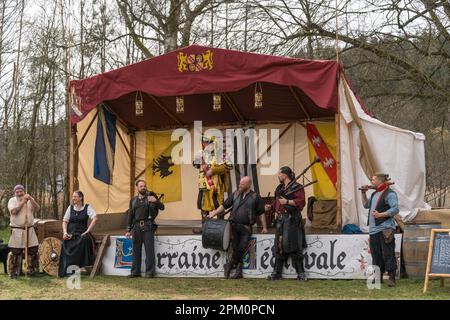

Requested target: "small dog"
[{"left": 0, "top": 239, "right": 10, "bottom": 274}]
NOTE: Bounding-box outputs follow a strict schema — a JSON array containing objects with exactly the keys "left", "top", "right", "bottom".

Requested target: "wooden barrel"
[{"left": 403, "top": 220, "right": 441, "bottom": 278}]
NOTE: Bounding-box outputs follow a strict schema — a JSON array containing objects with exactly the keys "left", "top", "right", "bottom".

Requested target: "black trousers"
[
  {"left": 131, "top": 223, "right": 155, "bottom": 276},
  {"left": 369, "top": 230, "right": 397, "bottom": 273},
  {"left": 231, "top": 223, "right": 251, "bottom": 264},
  {"left": 272, "top": 213, "right": 306, "bottom": 275}
]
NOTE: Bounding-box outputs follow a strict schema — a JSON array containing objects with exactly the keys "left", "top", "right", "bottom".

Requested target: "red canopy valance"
[{"left": 69, "top": 45, "right": 341, "bottom": 129}]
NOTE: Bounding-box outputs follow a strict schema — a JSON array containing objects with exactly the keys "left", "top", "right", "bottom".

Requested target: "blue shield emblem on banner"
[{"left": 114, "top": 238, "right": 133, "bottom": 268}]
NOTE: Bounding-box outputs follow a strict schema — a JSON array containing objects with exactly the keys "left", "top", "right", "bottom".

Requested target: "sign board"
[
  {"left": 423, "top": 229, "right": 450, "bottom": 293},
  {"left": 102, "top": 234, "right": 402, "bottom": 279}
]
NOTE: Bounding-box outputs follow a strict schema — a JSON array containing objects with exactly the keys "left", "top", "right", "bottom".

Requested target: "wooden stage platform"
[
  {"left": 34, "top": 213, "right": 340, "bottom": 244},
  {"left": 94, "top": 218, "right": 341, "bottom": 237}
]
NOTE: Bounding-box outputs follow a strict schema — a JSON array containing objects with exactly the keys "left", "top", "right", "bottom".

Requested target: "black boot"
[
  {"left": 224, "top": 260, "right": 236, "bottom": 279},
  {"left": 388, "top": 271, "right": 396, "bottom": 287},
  {"left": 294, "top": 257, "right": 307, "bottom": 281},
  {"left": 231, "top": 263, "right": 243, "bottom": 279},
  {"left": 267, "top": 259, "right": 283, "bottom": 280}
]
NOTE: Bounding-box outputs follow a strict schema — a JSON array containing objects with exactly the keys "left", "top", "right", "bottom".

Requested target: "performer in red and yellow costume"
[{"left": 192, "top": 136, "right": 232, "bottom": 233}]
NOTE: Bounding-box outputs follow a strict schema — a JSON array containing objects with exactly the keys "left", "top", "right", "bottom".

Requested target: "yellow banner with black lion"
[{"left": 145, "top": 131, "right": 182, "bottom": 202}]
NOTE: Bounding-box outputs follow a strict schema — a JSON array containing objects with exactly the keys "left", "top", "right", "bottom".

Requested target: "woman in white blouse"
[{"left": 59, "top": 190, "right": 98, "bottom": 277}]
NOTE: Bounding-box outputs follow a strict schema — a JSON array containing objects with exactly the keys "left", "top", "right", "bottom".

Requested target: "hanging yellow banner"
[
  {"left": 307, "top": 122, "right": 337, "bottom": 200},
  {"left": 145, "top": 131, "right": 182, "bottom": 202}
]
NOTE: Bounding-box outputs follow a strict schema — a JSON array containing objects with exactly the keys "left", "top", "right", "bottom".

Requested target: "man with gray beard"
[{"left": 7, "top": 184, "right": 40, "bottom": 279}]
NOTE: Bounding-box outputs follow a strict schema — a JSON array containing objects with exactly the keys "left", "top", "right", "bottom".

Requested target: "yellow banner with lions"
[{"left": 145, "top": 131, "right": 181, "bottom": 202}]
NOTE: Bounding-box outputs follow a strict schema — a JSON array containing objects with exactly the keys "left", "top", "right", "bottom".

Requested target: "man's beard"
[
  {"left": 16, "top": 196, "right": 24, "bottom": 201},
  {"left": 238, "top": 186, "right": 249, "bottom": 194},
  {"left": 139, "top": 189, "right": 148, "bottom": 195}
]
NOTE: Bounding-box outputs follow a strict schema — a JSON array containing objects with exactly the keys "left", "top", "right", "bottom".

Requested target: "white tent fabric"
[{"left": 339, "top": 78, "right": 430, "bottom": 231}]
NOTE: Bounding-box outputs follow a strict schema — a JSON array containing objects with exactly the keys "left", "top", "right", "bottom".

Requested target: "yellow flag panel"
[{"left": 145, "top": 131, "right": 182, "bottom": 202}]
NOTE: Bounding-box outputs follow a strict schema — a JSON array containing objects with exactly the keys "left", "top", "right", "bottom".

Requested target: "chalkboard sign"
[
  {"left": 423, "top": 229, "right": 450, "bottom": 293},
  {"left": 430, "top": 232, "right": 450, "bottom": 274}
]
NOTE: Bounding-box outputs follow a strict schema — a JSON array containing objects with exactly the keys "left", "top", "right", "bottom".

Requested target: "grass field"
[
  {"left": 0, "top": 272, "right": 449, "bottom": 300},
  {"left": 0, "top": 227, "right": 9, "bottom": 244},
  {"left": 1, "top": 228, "right": 450, "bottom": 300}
]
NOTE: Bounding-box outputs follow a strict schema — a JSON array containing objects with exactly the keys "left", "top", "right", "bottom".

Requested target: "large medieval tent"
[{"left": 69, "top": 44, "right": 428, "bottom": 234}]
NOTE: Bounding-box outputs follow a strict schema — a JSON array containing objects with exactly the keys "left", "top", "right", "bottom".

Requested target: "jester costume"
[{"left": 193, "top": 137, "right": 232, "bottom": 233}]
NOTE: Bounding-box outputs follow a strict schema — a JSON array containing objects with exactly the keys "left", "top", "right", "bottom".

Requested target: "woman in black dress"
[{"left": 59, "top": 190, "right": 98, "bottom": 277}]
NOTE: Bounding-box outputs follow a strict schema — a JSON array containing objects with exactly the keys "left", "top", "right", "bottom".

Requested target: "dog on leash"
[{"left": 0, "top": 239, "right": 10, "bottom": 274}]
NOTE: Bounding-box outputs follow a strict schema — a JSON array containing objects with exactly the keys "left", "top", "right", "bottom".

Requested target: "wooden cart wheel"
[{"left": 39, "top": 237, "right": 62, "bottom": 277}]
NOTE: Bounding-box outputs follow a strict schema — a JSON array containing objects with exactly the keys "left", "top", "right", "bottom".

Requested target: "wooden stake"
[
  {"left": 289, "top": 86, "right": 311, "bottom": 120},
  {"left": 69, "top": 124, "right": 78, "bottom": 196},
  {"left": 256, "top": 123, "right": 293, "bottom": 164},
  {"left": 335, "top": 85, "right": 342, "bottom": 232},
  {"left": 73, "top": 109, "right": 98, "bottom": 155},
  {"left": 148, "top": 94, "right": 183, "bottom": 126},
  {"left": 129, "top": 130, "right": 136, "bottom": 201},
  {"left": 116, "top": 126, "right": 131, "bottom": 158},
  {"left": 222, "top": 93, "right": 245, "bottom": 122},
  {"left": 423, "top": 229, "right": 436, "bottom": 293},
  {"left": 90, "top": 235, "right": 110, "bottom": 278}
]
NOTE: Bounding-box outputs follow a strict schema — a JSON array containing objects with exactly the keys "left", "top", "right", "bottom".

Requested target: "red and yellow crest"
[{"left": 177, "top": 49, "right": 214, "bottom": 72}]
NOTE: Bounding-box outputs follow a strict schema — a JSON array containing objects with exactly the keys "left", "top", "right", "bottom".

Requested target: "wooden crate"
[{"left": 34, "top": 219, "right": 63, "bottom": 243}]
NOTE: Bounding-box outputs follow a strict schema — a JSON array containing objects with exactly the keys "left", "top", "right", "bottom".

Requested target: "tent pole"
[
  {"left": 73, "top": 109, "right": 99, "bottom": 155},
  {"left": 289, "top": 86, "right": 311, "bottom": 119},
  {"left": 117, "top": 127, "right": 131, "bottom": 158},
  {"left": 222, "top": 93, "right": 245, "bottom": 122},
  {"left": 129, "top": 129, "right": 136, "bottom": 201},
  {"left": 70, "top": 124, "right": 78, "bottom": 196},
  {"left": 335, "top": 92, "right": 342, "bottom": 233}
]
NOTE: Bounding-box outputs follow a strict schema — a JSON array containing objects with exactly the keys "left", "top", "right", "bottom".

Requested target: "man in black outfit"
[
  {"left": 209, "top": 176, "right": 268, "bottom": 279},
  {"left": 266, "top": 166, "right": 308, "bottom": 281},
  {"left": 125, "top": 179, "right": 164, "bottom": 278}
]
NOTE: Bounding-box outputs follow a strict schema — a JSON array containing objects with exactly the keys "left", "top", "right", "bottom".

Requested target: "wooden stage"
[
  {"left": 95, "top": 218, "right": 341, "bottom": 237},
  {"left": 34, "top": 213, "right": 340, "bottom": 245}
]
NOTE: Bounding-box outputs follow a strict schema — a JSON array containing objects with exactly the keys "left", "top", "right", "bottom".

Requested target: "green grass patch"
[
  {"left": 0, "top": 274, "right": 449, "bottom": 300},
  {"left": 0, "top": 227, "right": 10, "bottom": 244},
  {"left": 1, "top": 227, "right": 449, "bottom": 300}
]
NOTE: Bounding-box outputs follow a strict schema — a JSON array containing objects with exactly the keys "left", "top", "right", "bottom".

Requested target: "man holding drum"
[{"left": 209, "top": 176, "right": 268, "bottom": 279}]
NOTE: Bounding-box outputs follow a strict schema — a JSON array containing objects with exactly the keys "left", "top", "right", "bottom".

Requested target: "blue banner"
[{"left": 94, "top": 107, "right": 116, "bottom": 184}]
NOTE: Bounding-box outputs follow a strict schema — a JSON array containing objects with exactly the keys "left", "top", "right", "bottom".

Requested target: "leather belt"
[
  {"left": 136, "top": 219, "right": 151, "bottom": 228},
  {"left": 10, "top": 226, "right": 34, "bottom": 230}
]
